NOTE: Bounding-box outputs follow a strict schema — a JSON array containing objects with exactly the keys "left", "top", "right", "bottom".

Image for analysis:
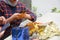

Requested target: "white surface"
[
  {"left": 4, "top": 35, "right": 12, "bottom": 40},
  {"left": 36, "top": 13, "right": 60, "bottom": 40},
  {"left": 37, "top": 13, "right": 60, "bottom": 29},
  {"left": 19, "top": 19, "right": 31, "bottom": 27},
  {"left": 32, "top": 0, "right": 60, "bottom": 14},
  {"left": 48, "top": 36, "right": 60, "bottom": 40}
]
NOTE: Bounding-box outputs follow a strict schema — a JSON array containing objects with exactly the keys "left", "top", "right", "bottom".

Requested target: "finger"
[
  {"left": 0, "top": 30, "right": 5, "bottom": 38},
  {"left": 1, "top": 16, "right": 6, "bottom": 24},
  {"left": 0, "top": 17, "right": 3, "bottom": 25},
  {"left": 0, "top": 17, "right": 3, "bottom": 21},
  {"left": 0, "top": 27, "right": 1, "bottom": 29}
]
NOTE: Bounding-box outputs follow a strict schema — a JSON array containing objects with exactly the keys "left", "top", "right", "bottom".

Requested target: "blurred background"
[{"left": 0, "top": 0, "right": 60, "bottom": 40}]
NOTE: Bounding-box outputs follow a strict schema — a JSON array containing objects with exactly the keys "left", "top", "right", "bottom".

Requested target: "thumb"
[{"left": 1, "top": 16, "right": 6, "bottom": 24}]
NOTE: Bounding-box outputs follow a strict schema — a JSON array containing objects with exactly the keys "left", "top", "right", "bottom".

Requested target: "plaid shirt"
[{"left": 0, "top": 1, "right": 36, "bottom": 27}]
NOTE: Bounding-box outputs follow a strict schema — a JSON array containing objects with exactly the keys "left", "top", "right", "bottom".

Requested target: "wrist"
[
  {"left": 6, "top": 16, "right": 15, "bottom": 23},
  {"left": 25, "top": 14, "right": 31, "bottom": 19}
]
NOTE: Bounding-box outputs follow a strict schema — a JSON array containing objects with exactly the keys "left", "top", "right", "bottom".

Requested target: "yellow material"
[
  {"left": 26, "top": 21, "right": 60, "bottom": 40},
  {"left": 26, "top": 22, "right": 46, "bottom": 36}
]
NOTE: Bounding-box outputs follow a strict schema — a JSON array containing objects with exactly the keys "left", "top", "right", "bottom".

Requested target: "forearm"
[
  {"left": 6, "top": 16, "right": 15, "bottom": 23},
  {"left": 6, "top": 12, "right": 35, "bottom": 23},
  {"left": 0, "top": 27, "right": 5, "bottom": 38},
  {"left": 25, "top": 9, "right": 37, "bottom": 22},
  {"left": 28, "top": 13, "right": 37, "bottom": 22},
  {"left": 6, "top": 13, "right": 24, "bottom": 23},
  {"left": 24, "top": 14, "right": 32, "bottom": 20}
]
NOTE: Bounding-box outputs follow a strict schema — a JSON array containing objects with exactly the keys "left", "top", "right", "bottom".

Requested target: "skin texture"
[
  {"left": 0, "top": 12, "right": 31, "bottom": 38},
  {"left": 0, "top": 0, "right": 33, "bottom": 38},
  {"left": 0, "top": 27, "right": 5, "bottom": 38},
  {"left": 6, "top": 12, "right": 31, "bottom": 23},
  {"left": 9, "top": 0, "right": 17, "bottom": 4}
]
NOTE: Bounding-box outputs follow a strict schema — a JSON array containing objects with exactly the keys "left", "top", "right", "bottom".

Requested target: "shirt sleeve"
[
  {"left": 26, "top": 9, "right": 37, "bottom": 22},
  {"left": 21, "top": 4, "right": 37, "bottom": 22},
  {"left": 0, "top": 2, "right": 3, "bottom": 16}
]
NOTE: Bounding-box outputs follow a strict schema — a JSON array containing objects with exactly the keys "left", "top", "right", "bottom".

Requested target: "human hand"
[
  {"left": 6, "top": 13, "right": 25, "bottom": 23},
  {"left": 8, "top": 13, "right": 24, "bottom": 20},
  {"left": 0, "top": 16, "right": 6, "bottom": 38},
  {"left": 0, "top": 16, "right": 6, "bottom": 25},
  {"left": 6, "top": 12, "right": 31, "bottom": 23},
  {"left": 11, "top": 12, "right": 31, "bottom": 20},
  {"left": 20, "top": 12, "right": 31, "bottom": 19}
]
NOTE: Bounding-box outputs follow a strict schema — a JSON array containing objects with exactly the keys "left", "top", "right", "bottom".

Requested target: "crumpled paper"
[{"left": 26, "top": 21, "right": 60, "bottom": 40}]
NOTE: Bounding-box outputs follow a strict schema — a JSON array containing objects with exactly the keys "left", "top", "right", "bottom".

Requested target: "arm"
[
  {"left": 6, "top": 11, "right": 36, "bottom": 23},
  {"left": 6, "top": 13, "right": 26, "bottom": 23},
  {"left": 6, "top": 3, "right": 37, "bottom": 23},
  {"left": 0, "top": 27, "right": 5, "bottom": 38},
  {"left": 0, "top": 3, "right": 5, "bottom": 38},
  {"left": 20, "top": 3, "right": 37, "bottom": 22},
  {"left": 25, "top": 9, "right": 37, "bottom": 22}
]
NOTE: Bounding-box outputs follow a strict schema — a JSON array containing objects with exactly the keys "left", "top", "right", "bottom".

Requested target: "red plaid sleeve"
[
  {"left": 0, "top": 2, "right": 3, "bottom": 16},
  {"left": 26, "top": 9, "right": 37, "bottom": 22},
  {"left": 19, "top": 2, "right": 37, "bottom": 22}
]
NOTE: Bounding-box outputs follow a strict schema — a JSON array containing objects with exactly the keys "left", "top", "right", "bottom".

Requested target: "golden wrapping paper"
[{"left": 25, "top": 21, "right": 60, "bottom": 40}]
